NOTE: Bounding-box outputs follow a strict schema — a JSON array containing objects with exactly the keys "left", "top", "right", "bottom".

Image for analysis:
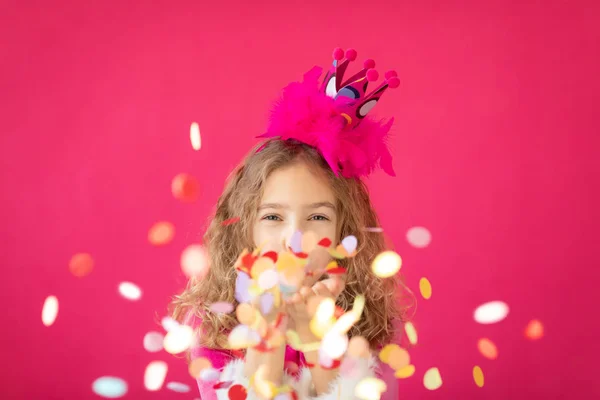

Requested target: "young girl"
[{"left": 172, "top": 48, "right": 406, "bottom": 400}]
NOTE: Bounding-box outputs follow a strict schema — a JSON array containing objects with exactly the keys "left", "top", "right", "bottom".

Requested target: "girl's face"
[{"left": 253, "top": 161, "right": 338, "bottom": 283}]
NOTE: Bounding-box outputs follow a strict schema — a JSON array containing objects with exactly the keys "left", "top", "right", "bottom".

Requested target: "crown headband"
[{"left": 257, "top": 47, "right": 399, "bottom": 178}]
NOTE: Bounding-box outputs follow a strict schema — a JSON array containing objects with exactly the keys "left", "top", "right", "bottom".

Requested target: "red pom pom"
[
  {"left": 228, "top": 384, "right": 247, "bottom": 400},
  {"left": 387, "top": 76, "right": 400, "bottom": 88},
  {"left": 366, "top": 69, "right": 379, "bottom": 82},
  {"left": 363, "top": 59, "right": 376, "bottom": 69},
  {"left": 333, "top": 48, "right": 344, "bottom": 60},
  {"left": 345, "top": 48, "right": 357, "bottom": 61},
  {"left": 385, "top": 70, "right": 398, "bottom": 80}
]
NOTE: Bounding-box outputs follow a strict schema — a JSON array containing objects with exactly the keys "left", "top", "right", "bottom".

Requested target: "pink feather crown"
[{"left": 257, "top": 47, "right": 400, "bottom": 179}]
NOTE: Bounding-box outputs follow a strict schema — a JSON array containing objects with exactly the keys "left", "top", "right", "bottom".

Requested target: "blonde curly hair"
[{"left": 171, "top": 139, "right": 408, "bottom": 350}]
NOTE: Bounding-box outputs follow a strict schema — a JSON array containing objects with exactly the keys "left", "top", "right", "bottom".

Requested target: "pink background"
[{"left": 1, "top": 1, "right": 599, "bottom": 399}]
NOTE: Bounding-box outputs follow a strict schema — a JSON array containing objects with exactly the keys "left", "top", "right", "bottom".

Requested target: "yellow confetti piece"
[
  {"left": 394, "top": 364, "right": 415, "bottom": 379},
  {"left": 378, "top": 344, "right": 399, "bottom": 364},
  {"left": 352, "top": 295, "right": 365, "bottom": 318},
  {"left": 371, "top": 251, "right": 402, "bottom": 278},
  {"left": 404, "top": 322, "right": 418, "bottom": 345},
  {"left": 315, "top": 298, "right": 335, "bottom": 322},
  {"left": 325, "top": 260, "right": 338, "bottom": 270},
  {"left": 423, "top": 367, "right": 443, "bottom": 390},
  {"left": 328, "top": 248, "right": 347, "bottom": 259},
  {"left": 355, "top": 377, "right": 387, "bottom": 400},
  {"left": 163, "top": 325, "right": 194, "bottom": 354},
  {"left": 419, "top": 277, "right": 432, "bottom": 299},
  {"left": 473, "top": 366, "right": 484, "bottom": 387}
]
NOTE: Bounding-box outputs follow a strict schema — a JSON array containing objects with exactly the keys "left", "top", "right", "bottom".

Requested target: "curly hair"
[{"left": 170, "top": 139, "right": 409, "bottom": 350}]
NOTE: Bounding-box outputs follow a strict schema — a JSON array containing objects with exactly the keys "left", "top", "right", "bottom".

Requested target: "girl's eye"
[
  {"left": 310, "top": 215, "right": 329, "bottom": 221},
  {"left": 263, "top": 215, "right": 281, "bottom": 221}
]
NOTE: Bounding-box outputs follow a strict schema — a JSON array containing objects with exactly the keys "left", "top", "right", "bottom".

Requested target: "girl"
[{"left": 171, "top": 48, "right": 407, "bottom": 400}]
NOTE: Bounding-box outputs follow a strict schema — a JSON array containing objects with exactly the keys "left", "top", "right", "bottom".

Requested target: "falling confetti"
[
  {"left": 42, "top": 295, "right": 58, "bottom": 327},
  {"left": 144, "top": 361, "right": 168, "bottom": 391},
  {"left": 419, "top": 277, "right": 432, "bottom": 299},
  {"left": 395, "top": 365, "right": 415, "bottom": 379},
  {"left": 148, "top": 221, "right": 175, "bottom": 246},
  {"left": 473, "top": 366, "right": 484, "bottom": 387},
  {"left": 236, "top": 303, "right": 256, "bottom": 325},
  {"left": 477, "top": 338, "right": 498, "bottom": 360},
  {"left": 228, "top": 384, "right": 248, "bottom": 400},
  {"left": 364, "top": 227, "right": 384, "bottom": 232},
  {"left": 341, "top": 235, "right": 358, "bottom": 254},
  {"left": 143, "top": 331, "right": 164, "bottom": 353},
  {"left": 355, "top": 377, "right": 387, "bottom": 400},
  {"left": 161, "top": 316, "right": 179, "bottom": 332},
  {"left": 378, "top": 344, "right": 399, "bottom": 364},
  {"left": 301, "top": 231, "right": 318, "bottom": 253},
  {"left": 181, "top": 244, "right": 209, "bottom": 279},
  {"left": 118, "top": 282, "right": 142, "bottom": 301},
  {"left": 69, "top": 253, "right": 94, "bottom": 277},
  {"left": 189, "top": 357, "right": 212, "bottom": 379},
  {"left": 406, "top": 226, "right": 432, "bottom": 248},
  {"left": 222, "top": 217, "right": 241, "bottom": 226},
  {"left": 209, "top": 302, "right": 234, "bottom": 314},
  {"left": 200, "top": 368, "right": 220, "bottom": 382},
  {"left": 190, "top": 122, "right": 201, "bottom": 151},
  {"left": 423, "top": 367, "right": 443, "bottom": 390},
  {"left": 172, "top": 173, "right": 199, "bottom": 202},
  {"left": 163, "top": 325, "right": 194, "bottom": 354},
  {"left": 474, "top": 301, "right": 509, "bottom": 324},
  {"left": 166, "top": 382, "right": 191, "bottom": 393},
  {"left": 321, "top": 331, "right": 349, "bottom": 359},
  {"left": 371, "top": 251, "right": 402, "bottom": 278},
  {"left": 404, "top": 322, "right": 418, "bottom": 345},
  {"left": 387, "top": 346, "right": 410, "bottom": 370},
  {"left": 525, "top": 319, "right": 544, "bottom": 340},
  {"left": 92, "top": 376, "right": 128, "bottom": 398}
]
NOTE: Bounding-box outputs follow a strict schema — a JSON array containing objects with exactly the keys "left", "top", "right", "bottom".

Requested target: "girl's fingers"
[
  {"left": 299, "top": 286, "right": 312, "bottom": 300},
  {"left": 312, "top": 282, "right": 333, "bottom": 298}
]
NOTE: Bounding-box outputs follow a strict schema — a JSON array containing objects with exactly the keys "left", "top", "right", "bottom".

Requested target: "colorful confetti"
[
  {"left": 222, "top": 217, "right": 241, "bottom": 226},
  {"left": 355, "top": 377, "right": 387, "bottom": 400},
  {"left": 209, "top": 302, "right": 234, "bottom": 314},
  {"left": 387, "top": 346, "right": 410, "bottom": 370},
  {"left": 227, "top": 384, "right": 247, "bottom": 400},
  {"left": 525, "top": 319, "right": 544, "bottom": 340},
  {"left": 181, "top": 244, "right": 209, "bottom": 279},
  {"left": 341, "top": 235, "right": 358, "bottom": 253},
  {"left": 395, "top": 364, "right": 415, "bottom": 379},
  {"left": 474, "top": 301, "right": 509, "bottom": 324},
  {"left": 190, "top": 122, "right": 201, "bottom": 151},
  {"left": 118, "top": 282, "right": 142, "bottom": 301},
  {"left": 69, "top": 253, "right": 94, "bottom": 277},
  {"left": 148, "top": 221, "right": 175, "bottom": 246},
  {"left": 473, "top": 366, "right": 484, "bottom": 387},
  {"left": 406, "top": 226, "right": 432, "bottom": 248},
  {"left": 371, "top": 251, "right": 402, "bottom": 278},
  {"left": 477, "top": 338, "right": 498, "bottom": 360},
  {"left": 404, "top": 321, "right": 418, "bottom": 345},
  {"left": 200, "top": 368, "right": 220, "bottom": 382},
  {"left": 161, "top": 316, "right": 179, "bottom": 332},
  {"left": 363, "top": 227, "right": 384, "bottom": 232},
  {"left": 92, "top": 376, "right": 128, "bottom": 398},
  {"left": 166, "top": 382, "right": 191, "bottom": 393},
  {"left": 189, "top": 357, "right": 212, "bottom": 379},
  {"left": 423, "top": 367, "right": 443, "bottom": 390},
  {"left": 419, "top": 277, "right": 432, "bottom": 299},
  {"left": 42, "top": 295, "right": 58, "bottom": 327},
  {"left": 163, "top": 325, "right": 194, "bottom": 354},
  {"left": 321, "top": 331, "right": 349, "bottom": 359},
  {"left": 144, "top": 361, "right": 168, "bottom": 391},
  {"left": 143, "top": 331, "right": 164, "bottom": 353},
  {"left": 171, "top": 173, "right": 199, "bottom": 202}
]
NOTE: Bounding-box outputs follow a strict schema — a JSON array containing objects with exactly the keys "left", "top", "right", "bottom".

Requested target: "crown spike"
[
  {"left": 345, "top": 48, "right": 357, "bottom": 61},
  {"left": 366, "top": 69, "right": 379, "bottom": 82},
  {"left": 333, "top": 47, "right": 344, "bottom": 61}
]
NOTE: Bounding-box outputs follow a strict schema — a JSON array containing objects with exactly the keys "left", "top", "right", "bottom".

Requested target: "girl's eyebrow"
[{"left": 257, "top": 202, "right": 336, "bottom": 211}]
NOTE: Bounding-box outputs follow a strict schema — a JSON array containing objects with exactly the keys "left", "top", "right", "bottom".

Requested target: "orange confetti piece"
[
  {"left": 189, "top": 357, "right": 212, "bottom": 379},
  {"left": 473, "top": 366, "right": 484, "bottom": 387},
  {"left": 387, "top": 346, "right": 410, "bottom": 370},
  {"left": 395, "top": 364, "right": 415, "bottom": 379},
  {"left": 525, "top": 319, "right": 544, "bottom": 340},
  {"left": 171, "top": 173, "right": 199, "bottom": 202},
  {"left": 148, "top": 221, "right": 175, "bottom": 246},
  {"left": 69, "top": 253, "right": 94, "bottom": 277},
  {"left": 477, "top": 338, "right": 498, "bottom": 360}
]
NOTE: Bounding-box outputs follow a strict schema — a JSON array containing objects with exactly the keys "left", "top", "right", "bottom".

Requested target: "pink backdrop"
[{"left": 1, "top": 1, "right": 599, "bottom": 399}]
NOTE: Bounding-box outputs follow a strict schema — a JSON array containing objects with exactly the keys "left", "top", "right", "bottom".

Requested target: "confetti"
[
  {"left": 143, "top": 331, "right": 164, "bottom": 352},
  {"left": 355, "top": 377, "right": 387, "bottom": 400},
  {"left": 477, "top": 338, "right": 498, "bottom": 360},
  {"left": 423, "top": 367, "right": 442, "bottom": 390},
  {"left": 190, "top": 122, "right": 201, "bottom": 151},
  {"left": 406, "top": 226, "right": 432, "bottom": 248},
  {"left": 163, "top": 325, "right": 194, "bottom": 354},
  {"left": 419, "top": 277, "right": 432, "bottom": 299},
  {"left": 235, "top": 272, "right": 252, "bottom": 304},
  {"left": 315, "top": 298, "right": 335, "bottom": 322},
  {"left": 166, "top": 382, "right": 191, "bottom": 393},
  {"left": 42, "top": 295, "right": 58, "bottom": 327},
  {"left": 371, "top": 251, "right": 402, "bottom": 278},
  {"left": 525, "top": 319, "right": 544, "bottom": 340},
  {"left": 228, "top": 384, "right": 248, "bottom": 400},
  {"left": 92, "top": 376, "right": 128, "bottom": 398},
  {"left": 395, "top": 364, "right": 415, "bottom": 379},
  {"left": 200, "top": 368, "right": 220, "bottom": 382},
  {"left": 290, "top": 231, "right": 303, "bottom": 253},
  {"left": 222, "top": 217, "right": 241, "bottom": 226},
  {"left": 69, "top": 253, "right": 94, "bottom": 277},
  {"left": 258, "top": 269, "right": 279, "bottom": 290},
  {"left": 364, "top": 227, "right": 383, "bottom": 232},
  {"left": 341, "top": 235, "right": 358, "bottom": 254},
  {"left": 148, "top": 221, "right": 175, "bottom": 246},
  {"left": 172, "top": 173, "right": 199, "bottom": 202},
  {"left": 189, "top": 357, "right": 213, "bottom": 379},
  {"left": 161, "top": 316, "right": 179, "bottom": 332},
  {"left": 301, "top": 231, "right": 318, "bottom": 253},
  {"left": 118, "top": 282, "right": 142, "bottom": 301},
  {"left": 378, "top": 344, "right": 399, "bottom": 364},
  {"left": 181, "top": 244, "right": 209, "bottom": 279},
  {"left": 473, "top": 366, "right": 484, "bottom": 387},
  {"left": 144, "top": 361, "right": 168, "bottom": 391},
  {"left": 209, "top": 302, "right": 234, "bottom": 314},
  {"left": 321, "top": 331, "right": 349, "bottom": 359},
  {"left": 347, "top": 336, "right": 370, "bottom": 358},
  {"left": 259, "top": 293, "right": 274, "bottom": 315},
  {"left": 404, "top": 322, "right": 418, "bottom": 345},
  {"left": 387, "top": 346, "right": 410, "bottom": 370},
  {"left": 228, "top": 325, "right": 261, "bottom": 349},
  {"left": 331, "top": 312, "right": 359, "bottom": 335},
  {"left": 474, "top": 301, "right": 509, "bottom": 324},
  {"left": 236, "top": 303, "right": 256, "bottom": 325}
]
